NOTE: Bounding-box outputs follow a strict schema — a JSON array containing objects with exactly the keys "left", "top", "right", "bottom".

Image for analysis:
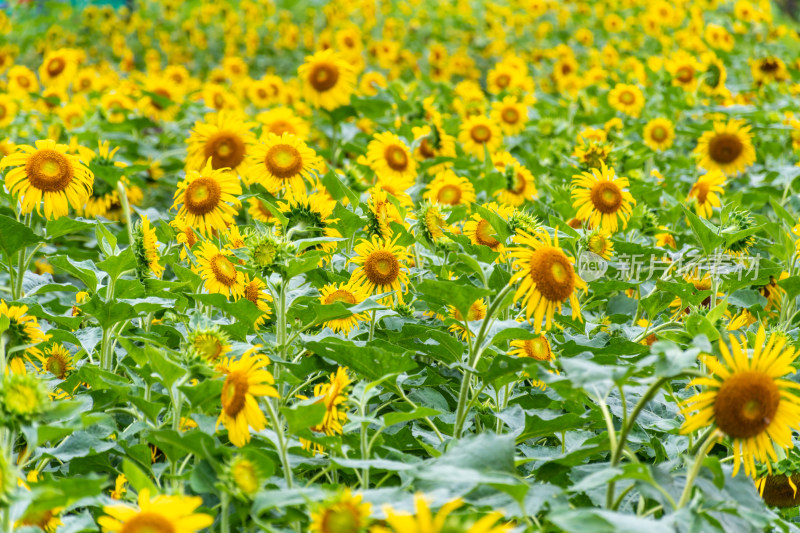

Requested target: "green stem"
[
  {"left": 368, "top": 310, "right": 377, "bottom": 342},
  {"left": 360, "top": 399, "right": 370, "bottom": 488},
  {"left": 220, "top": 491, "right": 230, "bottom": 533},
  {"left": 677, "top": 430, "right": 719, "bottom": 508},
  {"left": 264, "top": 397, "right": 293, "bottom": 488},
  {"left": 117, "top": 180, "right": 135, "bottom": 245}
]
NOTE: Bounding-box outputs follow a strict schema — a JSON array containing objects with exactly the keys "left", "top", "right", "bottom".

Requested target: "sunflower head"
[
  {"left": 722, "top": 208, "right": 756, "bottom": 256},
  {"left": 310, "top": 490, "right": 372, "bottom": 533},
  {"left": 1, "top": 373, "right": 49, "bottom": 423},
  {"left": 227, "top": 456, "right": 263, "bottom": 499}
]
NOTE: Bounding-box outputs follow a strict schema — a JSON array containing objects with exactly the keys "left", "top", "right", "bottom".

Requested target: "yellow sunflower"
[
  {"left": 643, "top": 118, "right": 675, "bottom": 151},
  {"left": 301, "top": 367, "right": 351, "bottom": 455},
  {"left": 298, "top": 49, "right": 357, "bottom": 110},
  {"left": 216, "top": 350, "right": 279, "bottom": 448},
  {"left": 571, "top": 162, "right": 635, "bottom": 233},
  {"left": 687, "top": 170, "right": 726, "bottom": 219},
  {"left": 463, "top": 202, "right": 515, "bottom": 258},
  {"left": 187, "top": 327, "right": 232, "bottom": 363},
  {"left": 349, "top": 236, "right": 411, "bottom": 305},
  {"left": 447, "top": 299, "right": 487, "bottom": 340},
  {"left": 257, "top": 107, "right": 310, "bottom": 138},
  {"left": 365, "top": 187, "right": 405, "bottom": 241},
  {"left": 138, "top": 77, "right": 182, "bottom": 122},
  {"left": 310, "top": 490, "right": 372, "bottom": 533},
  {"left": 195, "top": 241, "right": 246, "bottom": 299},
  {"left": 0, "top": 139, "right": 93, "bottom": 220},
  {"left": 694, "top": 120, "right": 756, "bottom": 176},
  {"left": 186, "top": 112, "right": 256, "bottom": 174},
  {"left": 248, "top": 75, "right": 285, "bottom": 108},
  {"left": 666, "top": 50, "right": 702, "bottom": 90},
  {"left": 0, "top": 93, "right": 18, "bottom": 128},
  {"left": 508, "top": 231, "right": 586, "bottom": 333},
  {"left": 458, "top": 115, "right": 502, "bottom": 160},
  {"left": 136, "top": 215, "right": 164, "bottom": 279},
  {"left": 411, "top": 122, "right": 457, "bottom": 173},
  {"left": 586, "top": 230, "right": 614, "bottom": 260},
  {"left": 607, "top": 83, "right": 645, "bottom": 117},
  {"left": 171, "top": 159, "right": 242, "bottom": 237},
  {"left": 752, "top": 57, "right": 789, "bottom": 85},
  {"left": 510, "top": 335, "right": 553, "bottom": 362},
  {"left": 7, "top": 65, "right": 39, "bottom": 96},
  {"left": 98, "top": 488, "right": 213, "bottom": 533},
  {"left": 39, "top": 48, "right": 78, "bottom": 88},
  {"left": 492, "top": 151, "right": 538, "bottom": 206},
  {"left": 37, "top": 343, "right": 74, "bottom": 380},
  {"left": 248, "top": 133, "right": 322, "bottom": 195},
  {"left": 491, "top": 96, "right": 528, "bottom": 136},
  {"left": 365, "top": 132, "right": 418, "bottom": 186},
  {"left": 423, "top": 170, "right": 476, "bottom": 207},
  {"left": 681, "top": 326, "right": 800, "bottom": 478},
  {"left": 380, "top": 494, "right": 511, "bottom": 533},
  {"left": 240, "top": 275, "right": 273, "bottom": 327}
]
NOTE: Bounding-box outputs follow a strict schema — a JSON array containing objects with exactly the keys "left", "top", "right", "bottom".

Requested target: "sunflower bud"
[{"left": 1, "top": 373, "right": 49, "bottom": 425}]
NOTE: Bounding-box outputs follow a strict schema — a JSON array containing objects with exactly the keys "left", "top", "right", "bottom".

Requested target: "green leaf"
[
  {"left": 680, "top": 205, "right": 725, "bottom": 254},
  {"left": 383, "top": 407, "right": 442, "bottom": 427},
  {"left": 0, "top": 214, "right": 42, "bottom": 259},
  {"left": 280, "top": 400, "right": 326, "bottom": 433},
  {"left": 322, "top": 170, "right": 360, "bottom": 207},
  {"left": 122, "top": 458, "right": 158, "bottom": 494},
  {"left": 416, "top": 278, "right": 491, "bottom": 321},
  {"left": 304, "top": 338, "right": 417, "bottom": 381}
]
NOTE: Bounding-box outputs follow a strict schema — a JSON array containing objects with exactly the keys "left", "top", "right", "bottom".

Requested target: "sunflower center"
[
  {"left": 589, "top": 181, "right": 623, "bottom": 214},
  {"left": 692, "top": 181, "right": 710, "bottom": 204},
  {"left": 265, "top": 144, "right": 303, "bottom": 179},
  {"left": 325, "top": 289, "right": 358, "bottom": 305},
  {"left": 587, "top": 234, "right": 607, "bottom": 255},
  {"left": 528, "top": 247, "right": 576, "bottom": 302},
  {"left": 651, "top": 126, "right": 667, "bottom": 142},
  {"left": 383, "top": 145, "right": 409, "bottom": 171},
  {"left": 204, "top": 131, "right": 246, "bottom": 170},
  {"left": 194, "top": 335, "right": 223, "bottom": 361},
  {"left": 268, "top": 120, "right": 295, "bottom": 136},
  {"left": 618, "top": 90, "right": 635, "bottom": 105},
  {"left": 18, "top": 76, "right": 30, "bottom": 89},
  {"left": 708, "top": 133, "right": 743, "bottom": 164},
  {"left": 714, "top": 370, "right": 780, "bottom": 439},
  {"left": 25, "top": 149, "right": 74, "bottom": 192},
  {"left": 676, "top": 66, "right": 694, "bottom": 83},
  {"left": 222, "top": 370, "right": 249, "bottom": 417},
  {"left": 322, "top": 508, "right": 360, "bottom": 533},
  {"left": 46, "top": 354, "right": 68, "bottom": 379},
  {"left": 470, "top": 125, "right": 491, "bottom": 144},
  {"left": 523, "top": 338, "right": 551, "bottom": 361},
  {"left": 501, "top": 107, "right": 520, "bottom": 124},
  {"left": 419, "top": 138, "right": 436, "bottom": 159},
  {"left": 761, "top": 60, "right": 779, "bottom": 73},
  {"left": 0, "top": 104, "right": 6, "bottom": 119},
  {"left": 245, "top": 283, "right": 261, "bottom": 304},
  {"left": 364, "top": 250, "right": 400, "bottom": 286},
  {"left": 437, "top": 184, "right": 462, "bottom": 205},
  {"left": 211, "top": 255, "right": 238, "bottom": 286},
  {"left": 47, "top": 57, "right": 66, "bottom": 76},
  {"left": 475, "top": 219, "right": 500, "bottom": 248},
  {"left": 119, "top": 511, "right": 176, "bottom": 533},
  {"left": 184, "top": 177, "right": 222, "bottom": 215},
  {"left": 309, "top": 63, "right": 340, "bottom": 92}
]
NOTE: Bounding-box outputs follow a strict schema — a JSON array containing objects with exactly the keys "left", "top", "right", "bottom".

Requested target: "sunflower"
[
  {"left": 298, "top": 49, "right": 357, "bottom": 110},
  {"left": 365, "top": 187, "right": 405, "bottom": 241},
  {"left": 756, "top": 473, "right": 800, "bottom": 507},
  {"left": 666, "top": 50, "right": 701, "bottom": 90},
  {"left": 1, "top": 300, "right": 51, "bottom": 371},
  {"left": 447, "top": 299, "right": 487, "bottom": 340},
  {"left": 458, "top": 115, "right": 502, "bottom": 160},
  {"left": 138, "top": 77, "right": 182, "bottom": 122},
  {"left": 491, "top": 96, "right": 528, "bottom": 136},
  {"left": 135, "top": 216, "right": 164, "bottom": 279},
  {"left": 607, "top": 83, "right": 645, "bottom": 117},
  {"left": 586, "top": 230, "right": 614, "bottom": 259},
  {"left": 681, "top": 326, "right": 800, "bottom": 478},
  {"left": 171, "top": 159, "right": 242, "bottom": 237},
  {"left": 687, "top": 170, "right": 726, "bottom": 219},
  {"left": 170, "top": 218, "right": 199, "bottom": 260},
  {"left": 37, "top": 343, "right": 75, "bottom": 380},
  {"left": 39, "top": 48, "right": 77, "bottom": 88},
  {"left": 508, "top": 231, "right": 586, "bottom": 333},
  {"left": 310, "top": 490, "right": 372, "bottom": 533},
  {"left": 423, "top": 170, "right": 476, "bottom": 207},
  {"left": 350, "top": 236, "right": 411, "bottom": 304},
  {"left": 365, "top": 132, "right": 418, "bottom": 186},
  {"left": 463, "top": 202, "right": 515, "bottom": 258},
  {"left": 277, "top": 191, "right": 341, "bottom": 255},
  {"left": 301, "top": 367, "right": 351, "bottom": 455},
  {"left": 187, "top": 327, "right": 232, "bottom": 363},
  {"left": 241, "top": 275, "right": 273, "bottom": 327},
  {"left": 186, "top": 112, "right": 256, "bottom": 174},
  {"left": 760, "top": 274, "right": 788, "bottom": 313},
  {"left": 359, "top": 71, "right": 388, "bottom": 96},
  {"left": 381, "top": 495, "right": 511, "bottom": 533},
  {"left": 752, "top": 57, "right": 789, "bottom": 85},
  {"left": 100, "top": 92, "right": 135, "bottom": 123},
  {"left": 216, "top": 350, "right": 279, "bottom": 448},
  {"left": 415, "top": 202, "right": 451, "bottom": 244},
  {"left": 228, "top": 456, "right": 262, "bottom": 498},
  {"left": 510, "top": 335, "right": 553, "bottom": 362},
  {"left": 17, "top": 506, "right": 63, "bottom": 532},
  {"left": 0, "top": 139, "right": 94, "bottom": 220},
  {"left": 571, "top": 162, "right": 635, "bottom": 233},
  {"left": 492, "top": 151, "right": 538, "bottom": 206},
  {"left": 7, "top": 65, "right": 39, "bottom": 96},
  {"left": 411, "top": 122, "right": 457, "bottom": 173},
  {"left": 0, "top": 93, "right": 18, "bottom": 128},
  {"left": 98, "top": 488, "right": 213, "bottom": 533},
  {"left": 319, "top": 282, "right": 371, "bottom": 337},
  {"left": 248, "top": 133, "right": 322, "bottom": 195},
  {"left": 643, "top": 118, "right": 675, "bottom": 151},
  {"left": 694, "top": 120, "right": 756, "bottom": 176},
  {"left": 248, "top": 75, "right": 285, "bottom": 108},
  {"left": 195, "top": 241, "right": 246, "bottom": 299},
  {"left": 257, "top": 107, "right": 310, "bottom": 138},
  {"left": 572, "top": 140, "right": 612, "bottom": 170}
]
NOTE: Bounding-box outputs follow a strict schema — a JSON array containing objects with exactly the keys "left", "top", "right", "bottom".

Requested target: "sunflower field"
[{"left": 7, "top": 0, "right": 800, "bottom": 531}]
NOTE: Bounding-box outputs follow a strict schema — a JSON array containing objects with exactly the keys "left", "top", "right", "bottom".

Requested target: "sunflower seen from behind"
[
  {"left": 694, "top": 119, "right": 756, "bottom": 176},
  {"left": 508, "top": 231, "right": 586, "bottom": 333},
  {"left": 571, "top": 162, "right": 635, "bottom": 233},
  {"left": 681, "top": 326, "right": 800, "bottom": 478},
  {"left": 171, "top": 159, "right": 242, "bottom": 237},
  {"left": 298, "top": 49, "right": 357, "bottom": 110},
  {"left": 1, "top": 139, "right": 93, "bottom": 220},
  {"left": 97, "top": 488, "right": 213, "bottom": 533}
]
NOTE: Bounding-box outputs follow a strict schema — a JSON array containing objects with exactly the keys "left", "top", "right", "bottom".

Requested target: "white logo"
[{"left": 577, "top": 251, "right": 608, "bottom": 282}]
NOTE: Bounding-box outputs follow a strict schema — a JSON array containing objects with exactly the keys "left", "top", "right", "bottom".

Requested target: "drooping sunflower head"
[
  {"left": 694, "top": 120, "right": 756, "bottom": 176},
  {"left": 681, "top": 326, "right": 800, "bottom": 478},
  {"left": 571, "top": 162, "right": 635, "bottom": 233}
]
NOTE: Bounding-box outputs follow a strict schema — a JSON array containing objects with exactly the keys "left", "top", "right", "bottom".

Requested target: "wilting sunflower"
[
  {"left": 381, "top": 494, "right": 511, "bottom": 533},
  {"left": 171, "top": 159, "right": 242, "bottom": 236},
  {"left": 298, "top": 49, "right": 357, "bottom": 110},
  {"left": 365, "top": 132, "right": 418, "bottom": 186},
  {"left": 98, "top": 489, "right": 213, "bottom": 533},
  {"left": 134, "top": 216, "right": 164, "bottom": 279},
  {"left": 1, "top": 300, "right": 51, "bottom": 372},
  {"left": 249, "top": 133, "right": 322, "bottom": 195},
  {"left": 0, "top": 139, "right": 94, "bottom": 220},
  {"left": 240, "top": 275, "right": 273, "bottom": 327},
  {"left": 195, "top": 241, "right": 246, "bottom": 299},
  {"left": 277, "top": 191, "right": 341, "bottom": 255},
  {"left": 216, "top": 350, "right": 279, "bottom": 448},
  {"left": 423, "top": 169, "right": 476, "bottom": 207},
  {"left": 366, "top": 187, "right": 405, "bottom": 241},
  {"left": 319, "top": 282, "right": 371, "bottom": 337},
  {"left": 687, "top": 169, "right": 726, "bottom": 219},
  {"left": 571, "top": 162, "right": 635, "bottom": 233},
  {"left": 458, "top": 115, "right": 502, "bottom": 160},
  {"left": 681, "top": 326, "right": 800, "bottom": 478},
  {"left": 186, "top": 112, "right": 257, "bottom": 174},
  {"left": 643, "top": 118, "right": 675, "bottom": 151},
  {"left": 350, "top": 236, "right": 411, "bottom": 305},
  {"left": 301, "top": 367, "right": 351, "bottom": 455},
  {"left": 492, "top": 151, "right": 538, "bottom": 206},
  {"left": 257, "top": 107, "right": 310, "bottom": 138},
  {"left": 37, "top": 344, "right": 75, "bottom": 380},
  {"left": 310, "top": 490, "right": 372, "bottom": 533},
  {"left": 491, "top": 96, "right": 528, "bottom": 136},
  {"left": 607, "top": 83, "right": 644, "bottom": 117},
  {"left": 463, "top": 202, "right": 515, "bottom": 258},
  {"left": 508, "top": 231, "right": 586, "bottom": 333},
  {"left": 694, "top": 120, "right": 756, "bottom": 176}
]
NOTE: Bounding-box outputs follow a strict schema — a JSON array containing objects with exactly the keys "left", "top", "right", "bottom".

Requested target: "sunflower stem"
[
  {"left": 264, "top": 397, "right": 293, "bottom": 489},
  {"left": 220, "top": 491, "right": 230, "bottom": 533},
  {"left": 117, "top": 180, "right": 135, "bottom": 246},
  {"left": 677, "top": 429, "right": 719, "bottom": 509}
]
